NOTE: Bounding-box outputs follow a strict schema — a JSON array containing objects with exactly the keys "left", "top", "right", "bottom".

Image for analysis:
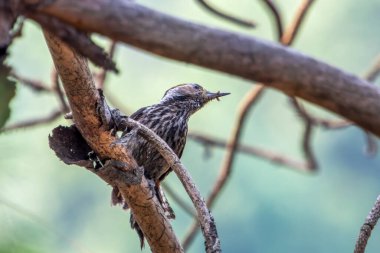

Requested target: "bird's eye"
[{"left": 193, "top": 84, "right": 201, "bottom": 90}]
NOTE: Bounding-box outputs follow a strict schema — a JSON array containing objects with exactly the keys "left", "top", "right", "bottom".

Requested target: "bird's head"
[{"left": 160, "top": 83, "right": 229, "bottom": 112}]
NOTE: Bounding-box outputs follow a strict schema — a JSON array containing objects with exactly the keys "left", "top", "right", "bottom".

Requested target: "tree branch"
[
  {"left": 22, "top": 0, "right": 380, "bottom": 137},
  {"left": 0, "top": 109, "right": 62, "bottom": 133},
  {"left": 43, "top": 31, "right": 183, "bottom": 253},
  {"left": 183, "top": 0, "right": 319, "bottom": 247},
  {"left": 354, "top": 195, "right": 380, "bottom": 253},
  {"left": 260, "top": 0, "right": 283, "bottom": 40},
  {"left": 183, "top": 85, "right": 265, "bottom": 249},
  {"left": 117, "top": 116, "right": 221, "bottom": 253},
  {"left": 196, "top": 0, "right": 256, "bottom": 27},
  {"left": 188, "top": 132, "right": 311, "bottom": 172}
]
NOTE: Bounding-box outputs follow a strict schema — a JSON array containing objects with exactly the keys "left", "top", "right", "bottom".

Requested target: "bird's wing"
[{"left": 129, "top": 106, "right": 147, "bottom": 120}]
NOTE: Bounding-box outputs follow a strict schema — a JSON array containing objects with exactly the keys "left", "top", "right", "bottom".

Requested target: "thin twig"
[
  {"left": 9, "top": 71, "right": 52, "bottom": 92},
  {"left": 302, "top": 119, "right": 317, "bottom": 169},
  {"left": 162, "top": 183, "right": 196, "bottom": 217},
  {"left": 364, "top": 55, "right": 380, "bottom": 83},
  {"left": 96, "top": 41, "right": 117, "bottom": 89},
  {"left": 260, "top": 0, "right": 283, "bottom": 40},
  {"left": 283, "top": 0, "right": 350, "bottom": 131},
  {"left": 196, "top": 0, "right": 256, "bottom": 27},
  {"left": 188, "top": 132, "right": 310, "bottom": 172},
  {"left": 281, "top": 0, "right": 315, "bottom": 45},
  {"left": 183, "top": 85, "right": 265, "bottom": 250},
  {"left": 51, "top": 67, "right": 70, "bottom": 113},
  {"left": 281, "top": 0, "right": 318, "bottom": 171},
  {"left": 0, "top": 109, "right": 62, "bottom": 133},
  {"left": 354, "top": 195, "right": 380, "bottom": 253},
  {"left": 289, "top": 98, "right": 318, "bottom": 169},
  {"left": 364, "top": 131, "right": 378, "bottom": 157}
]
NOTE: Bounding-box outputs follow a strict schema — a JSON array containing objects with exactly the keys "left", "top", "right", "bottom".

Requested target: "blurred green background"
[{"left": 1, "top": 0, "right": 380, "bottom": 252}]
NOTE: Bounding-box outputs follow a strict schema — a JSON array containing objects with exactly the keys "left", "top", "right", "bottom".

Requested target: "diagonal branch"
[
  {"left": 162, "top": 183, "right": 196, "bottom": 217},
  {"left": 116, "top": 116, "right": 221, "bottom": 253},
  {"left": 24, "top": 0, "right": 380, "bottom": 137},
  {"left": 43, "top": 31, "right": 183, "bottom": 253},
  {"left": 183, "top": 0, "right": 319, "bottom": 248},
  {"left": 183, "top": 85, "right": 265, "bottom": 249},
  {"left": 281, "top": 0, "right": 315, "bottom": 45},
  {"left": 354, "top": 195, "right": 380, "bottom": 253}
]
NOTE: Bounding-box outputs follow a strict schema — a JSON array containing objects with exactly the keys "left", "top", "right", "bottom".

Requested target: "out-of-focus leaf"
[
  {"left": 0, "top": 243, "right": 40, "bottom": 253},
  {"left": 0, "top": 64, "right": 16, "bottom": 129}
]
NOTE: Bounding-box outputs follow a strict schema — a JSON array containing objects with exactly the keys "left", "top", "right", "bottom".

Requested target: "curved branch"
[
  {"left": 196, "top": 0, "right": 256, "bottom": 27},
  {"left": 24, "top": 0, "right": 380, "bottom": 137},
  {"left": 260, "top": 0, "right": 283, "bottom": 40},
  {"left": 183, "top": 85, "right": 265, "bottom": 250},
  {"left": 43, "top": 31, "right": 183, "bottom": 253},
  {"left": 120, "top": 117, "right": 221, "bottom": 253}
]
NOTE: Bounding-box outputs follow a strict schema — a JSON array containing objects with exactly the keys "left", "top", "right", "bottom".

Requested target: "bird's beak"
[{"left": 206, "top": 91, "right": 230, "bottom": 101}]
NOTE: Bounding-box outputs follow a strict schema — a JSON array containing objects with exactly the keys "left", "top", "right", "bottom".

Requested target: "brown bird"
[{"left": 113, "top": 83, "right": 229, "bottom": 247}]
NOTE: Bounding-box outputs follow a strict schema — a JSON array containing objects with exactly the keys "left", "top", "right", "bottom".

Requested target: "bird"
[{"left": 112, "top": 83, "right": 229, "bottom": 247}]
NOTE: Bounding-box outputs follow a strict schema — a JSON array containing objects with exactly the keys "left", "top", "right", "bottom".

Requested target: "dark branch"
[
  {"left": 260, "top": 0, "right": 283, "bottom": 40},
  {"left": 196, "top": 0, "right": 256, "bottom": 27},
  {"left": 96, "top": 41, "right": 117, "bottom": 89},
  {"left": 9, "top": 71, "right": 52, "bottom": 92},
  {"left": 0, "top": 109, "right": 62, "bottom": 133}
]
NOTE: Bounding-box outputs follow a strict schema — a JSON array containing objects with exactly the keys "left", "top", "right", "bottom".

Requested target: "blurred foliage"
[
  {"left": 0, "top": 243, "right": 39, "bottom": 253},
  {"left": 0, "top": 64, "right": 16, "bottom": 128},
  {"left": 1, "top": 0, "right": 380, "bottom": 253}
]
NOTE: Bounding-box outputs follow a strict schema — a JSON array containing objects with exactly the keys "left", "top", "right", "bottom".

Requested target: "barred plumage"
[{"left": 114, "top": 83, "right": 229, "bottom": 247}]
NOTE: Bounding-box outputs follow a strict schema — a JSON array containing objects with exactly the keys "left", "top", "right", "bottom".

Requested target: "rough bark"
[
  {"left": 21, "top": 0, "right": 380, "bottom": 137},
  {"left": 44, "top": 31, "right": 183, "bottom": 253}
]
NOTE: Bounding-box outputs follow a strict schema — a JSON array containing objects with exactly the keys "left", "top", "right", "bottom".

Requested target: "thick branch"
[
  {"left": 24, "top": 0, "right": 380, "bottom": 137},
  {"left": 43, "top": 31, "right": 183, "bottom": 253}
]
